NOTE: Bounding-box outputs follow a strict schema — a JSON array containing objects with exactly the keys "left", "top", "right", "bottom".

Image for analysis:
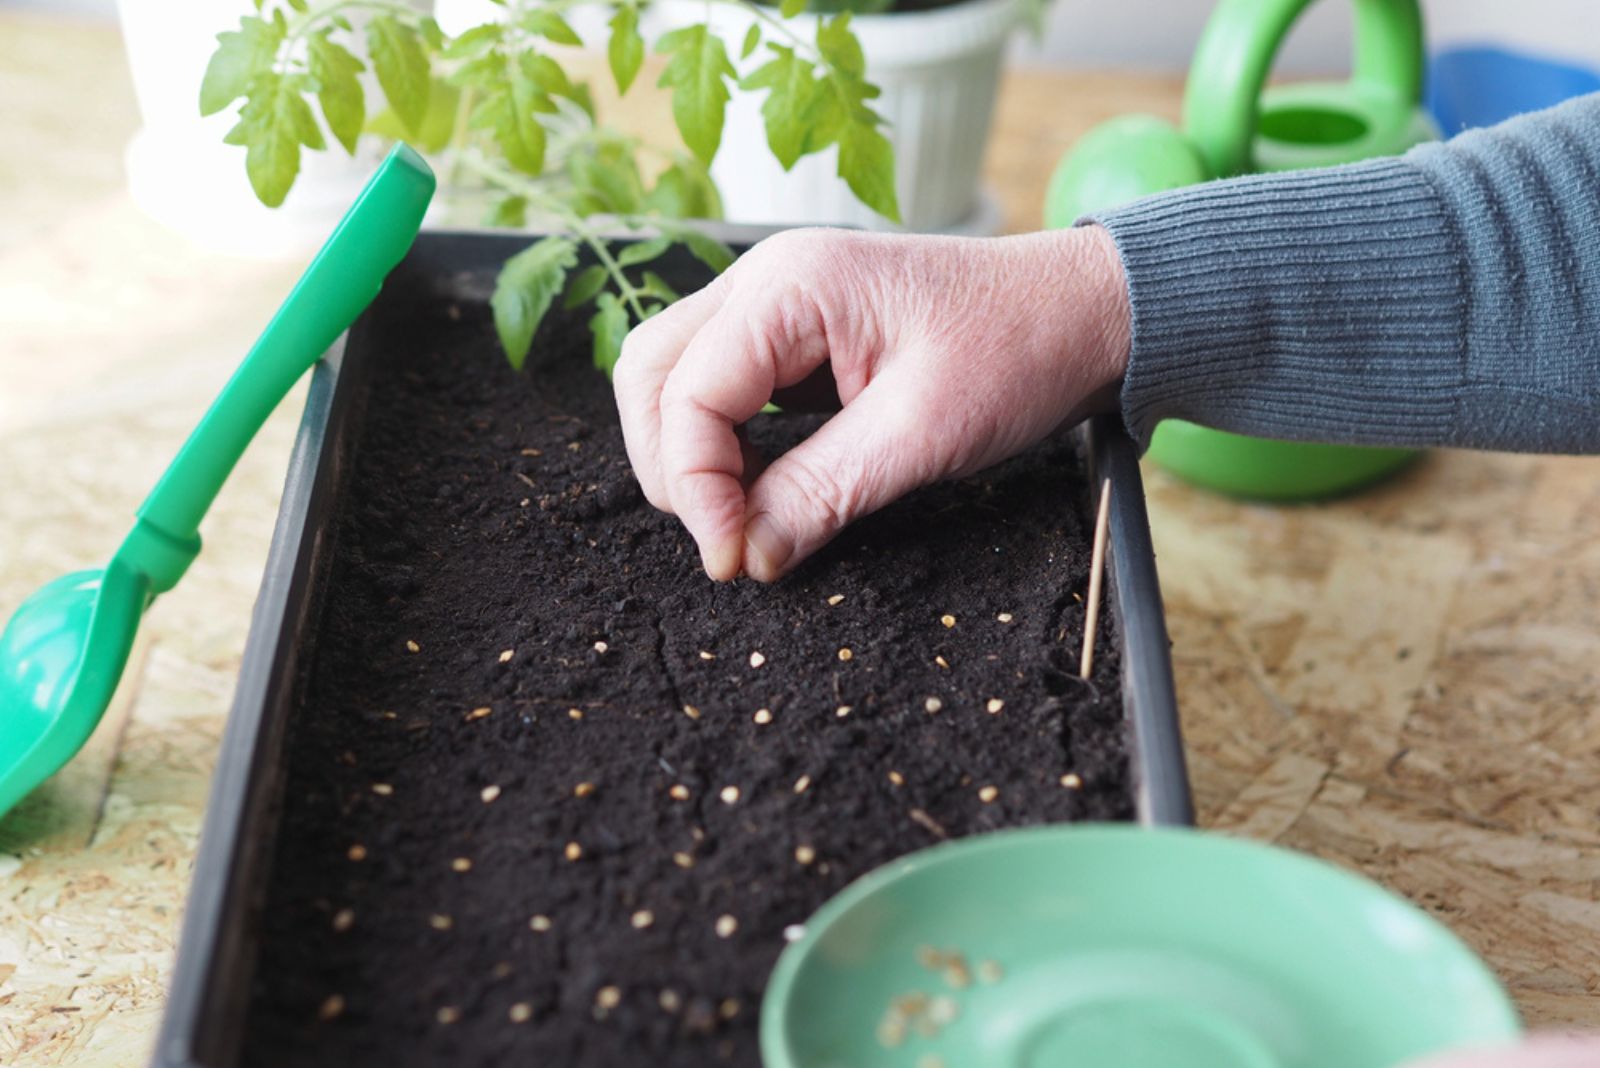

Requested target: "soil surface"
[{"left": 241, "top": 266, "right": 1131, "bottom": 1067}]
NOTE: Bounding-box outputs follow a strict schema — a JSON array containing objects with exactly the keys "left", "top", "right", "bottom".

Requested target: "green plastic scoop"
[
  {"left": 763, "top": 825, "right": 1520, "bottom": 1068},
  {"left": 0, "top": 143, "right": 435, "bottom": 820}
]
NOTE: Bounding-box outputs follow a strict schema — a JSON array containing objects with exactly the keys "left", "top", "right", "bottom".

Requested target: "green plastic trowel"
[{"left": 0, "top": 143, "right": 435, "bottom": 820}]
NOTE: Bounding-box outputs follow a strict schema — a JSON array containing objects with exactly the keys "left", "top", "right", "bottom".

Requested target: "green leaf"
[
  {"left": 742, "top": 45, "right": 823, "bottom": 169},
  {"left": 225, "top": 71, "right": 325, "bottom": 207},
  {"left": 366, "top": 77, "right": 459, "bottom": 153},
  {"left": 780, "top": 0, "right": 806, "bottom": 16},
  {"left": 590, "top": 291, "right": 630, "bottom": 377},
  {"left": 492, "top": 236, "right": 579, "bottom": 369},
  {"left": 563, "top": 264, "right": 608, "bottom": 309},
  {"left": 617, "top": 237, "right": 671, "bottom": 267},
  {"left": 473, "top": 53, "right": 549, "bottom": 174},
  {"left": 485, "top": 194, "right": 527, "bottom": 229},
  {"left": 816, "top": 14, "right": 865, "bottom": 80},
  {"left": 307, "top": 34, "right": 366, "bottom": 155},
  {"left": 656, "top": 25, "right": 736, "bottom": 166},
  {"left": 418, "top": 16, "right": 445, "bottom": 50},
  {"left": 838, "top": 115, "right": 900, "bottom": 222},
  {"left": 199, "top": 15, "right": 283, "bottom": 116},
  {"left": 740, "top": 23, "right": 761, "bottom": 60},
  {"left": 607, "top": 7, "right": 644, "bottom": 94},
  {"left": 367, "top": 15, "right": 431, "bottom": 135},
  {"left": 640, "top": 270, "right": 681, "bottom": 304},
  {"left": 568, "top": 136, "right": 645, "bottom": 213},
  {"left": 644, "top": 156, "right": 722, "bottom": 219},
  {"left": 520, "top": 9, "right": 582, "bottom": 46},
  {"left": 680, "top": 228, "right": 736, "bottom": 273},
  {"left": 442, "top": 23, "right": 503, "bottom": 60},
  {"left": 286, "top": 0, "right": 308, "bottom": 14}
]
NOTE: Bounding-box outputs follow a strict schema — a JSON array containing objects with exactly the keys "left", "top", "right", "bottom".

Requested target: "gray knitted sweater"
[{"left": 1091, "top": 92, "right": 1600, "bottom": 453}]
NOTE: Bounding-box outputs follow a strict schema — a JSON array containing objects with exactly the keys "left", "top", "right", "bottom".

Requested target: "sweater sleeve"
[{"left": 1087, "top": 91, "right": 1600, "bottom": 454}]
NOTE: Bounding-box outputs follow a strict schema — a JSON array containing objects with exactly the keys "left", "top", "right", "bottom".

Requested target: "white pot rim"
[{"left": 656, "top": 0, "right": 1024, "bottom": 65}]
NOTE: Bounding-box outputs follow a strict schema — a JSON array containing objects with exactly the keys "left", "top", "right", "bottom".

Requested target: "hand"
[
  {"left": 613, "top": 225, "right": 1131, "bottom": 581},
  {"left": 1403, "top": 1035, "right": 1600, "bottom": 1068}
]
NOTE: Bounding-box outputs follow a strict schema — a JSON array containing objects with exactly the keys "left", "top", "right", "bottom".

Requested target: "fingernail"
[
  {"left": 744, "top": 513, "right": 794, "bottom": 580},
  {"left": 701, "top": 538, "right": 743, "bottom": 583}
]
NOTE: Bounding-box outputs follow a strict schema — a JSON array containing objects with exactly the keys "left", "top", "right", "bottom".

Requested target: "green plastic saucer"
[{"left": 761, "top": 826, "right": 1519, "bottom": 1068}]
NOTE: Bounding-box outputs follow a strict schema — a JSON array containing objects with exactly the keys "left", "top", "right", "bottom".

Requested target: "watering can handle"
[{"left": 1181, "top": 0, "right": 1425, "bottom": 178}]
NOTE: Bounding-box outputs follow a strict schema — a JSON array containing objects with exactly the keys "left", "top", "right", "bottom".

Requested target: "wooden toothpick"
[{"left": 1080, "top": 479, "right": 1111, "bottom": 679}]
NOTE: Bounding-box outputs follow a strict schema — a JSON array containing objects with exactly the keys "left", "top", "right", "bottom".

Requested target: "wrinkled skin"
[{"left": 613, "top": 225, "right": 1132, "bottom": 582}]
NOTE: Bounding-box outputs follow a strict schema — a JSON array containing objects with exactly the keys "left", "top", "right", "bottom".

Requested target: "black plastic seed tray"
[{"left": 149, "top": 227, "right": 1191, "bottom": 1068}]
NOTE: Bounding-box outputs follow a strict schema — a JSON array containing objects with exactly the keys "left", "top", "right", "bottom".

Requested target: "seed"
[
  {"left": 593, "top": 640, "right": 608, "bottom": 654},
  {"left": 753, "top": 708, "right": 772, "bottom": 725},
  {"left": 718, "top": 998, "right": 740, "bottom": 1020},
  {"left": 564, "top": 841, "right": 583, "bottom": 861},
  {"left": 997, "top": 612, "right": 1013, "bottom": 624},
  {"left": 749, "top": 651, "right": 766, "bottom": 668},
  {"left": 935, "top": 655, "right": 950, "bottom": 669},
  {"left": 943, "top": 959, "right": 972, "bottom": 990},
  {"left": 682, "top": 704, "right": 701, "bottom": 720},
  {"left": 451, "top": 857, "right": 472, "bottom": 872},
  {"left": 929, "top": 993, "right": 961, "bottom": 1021},
  {"left": 987, "top": 698, "right": 1004, "bottom": 714},
  {"left": 669, "top": 784, "right": 690, "bottom": 801},
  {"left": 631, "top": 910, "right": 655, "bottom": 929},
  {"left": 924, "top": 697, "right": 942, "bottom": 714},
  {"left": 838, "top": 647, "right": 853, "bottom": 661},
  {"left": 509, "top": 1002, "right": 532, "bottom": 1023},
  {"left": 715, "top": 914, "right": 738, "bottom": 938},
  {"left": 699, "top": 650, "right": 716, "bottom": 661},
  {"left": 332, "top": 908, "right": 354, "bottom": 932},
  {"left": 835, "top": 704, "right": 852, "bottom": 718},
  {"left": 466, "top": 706, "right": 492, "bottom": 721},
  {"left": 380, "top": 710, "right": 397, "bottom": 720},
  {"left": 596, "top": 986, "right": 622, "bottom": 1010},
  {"left": 795, "top": 844, "right": 816, "bottom": 865},
  {"left": 499, "top": 649, "right": 514, "bottom": 663},
  {"left": 347, "top": 844, "right": 368, "bottom": 861},
  {"left": 318, "top": 994, "right": 345, "bottom": 1021},
  {"left": 940, "top": 614, "right": 956, "bottom": 628},
  {"left": 568, "top": 707, "right": 584, "bottom": 721},
  {"left": 919, "top": 1057, "right": 946, "bottom": 1068},
  {"left": 888, "top": 770, "right": 904, "bottom": 786},
  {"left": 659, "top": 989, "right": 682, "bottom": 1013},
  {"left": 480, "top": 785, "right": 502, "bottom": 804},
  {"left": 793, "top": 774, "right": 812, "bottom": 794},
  {"left": 978, "top": 960, "right": 1004, "bottom": 984},
  {"left": 1060, "top": 772, "right": 1083, "bottom": 789},
  {"left": 406, "top": 640, "right": 420, "bottom": 653},
  {"left": 370, "top": 782, "right": 394, "bottom": 796},
  {"left": 719, "top": 785, "right": 741, "bottom": 805},
  {"left": 877, "top": 1014, "right": 907, "bottom": 1047},
  {"left": 529, "top": 914, "right": 552, "bottom": 933},
  {"left": 574, "top": 781, "right": 597, "bottom": 798},
  {"left": 978, "top": 785, "right": 999, "bottom": 803},
  {"left": 429, "top": 914, "right": 453, "bottom": 930},
  {"left": 673, "top": 851, "right": 695, "bottom": 869},
  {"left": 436, "top": 1006, "right": 461, "bottom": 1025},
  {"left": 827, "top": 594, "right": 845, "bottom": 606},
  {"left": 783, "top": 924, "right": 806, "bottom": 942}
]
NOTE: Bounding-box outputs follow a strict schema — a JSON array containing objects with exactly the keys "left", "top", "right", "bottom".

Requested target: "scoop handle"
[{"left": 119, "top": 143, "right": 435, "bottom": 593}]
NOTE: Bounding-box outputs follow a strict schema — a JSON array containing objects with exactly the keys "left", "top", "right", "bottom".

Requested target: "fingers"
[
  {"left": 742, "top": 378, "right": 936, "bottom": 582},
  {"left": 657, "top": 279, "right": 832, "bottom": 580},
  {"left": 613, "top": 277, "right": 728, "bottom": 512}
]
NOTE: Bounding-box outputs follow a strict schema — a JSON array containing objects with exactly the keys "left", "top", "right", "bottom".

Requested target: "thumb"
[{"left": 742, "top": 382, "right": 938, "bottom": 582}]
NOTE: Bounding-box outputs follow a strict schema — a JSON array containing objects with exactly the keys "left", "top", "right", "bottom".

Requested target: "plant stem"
[{"left": 462, "top": 154, "right": 652, "bottom": 322}]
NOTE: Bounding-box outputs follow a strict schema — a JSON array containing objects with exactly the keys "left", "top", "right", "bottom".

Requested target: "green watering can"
[
  {"left": 1046, "top": 0, "right": 1438, "bottom": 500},
  {"left": 0, "top": 145, "right": 435, "bottom": 820}
]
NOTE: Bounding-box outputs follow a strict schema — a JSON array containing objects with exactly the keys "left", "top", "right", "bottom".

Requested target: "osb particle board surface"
[{"left": 1, "top": 17, "right": 1596, "bottom": 1064}]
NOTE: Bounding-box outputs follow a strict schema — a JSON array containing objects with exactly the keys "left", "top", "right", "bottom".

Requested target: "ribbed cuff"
[{"left": 1085, "top": 157, "right": 1468, "bottom": 451}]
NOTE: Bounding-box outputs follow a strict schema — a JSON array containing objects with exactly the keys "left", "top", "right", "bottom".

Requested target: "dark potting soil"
[{"left": 241, "top": 274, "right": 1131, "bottom": 1068}]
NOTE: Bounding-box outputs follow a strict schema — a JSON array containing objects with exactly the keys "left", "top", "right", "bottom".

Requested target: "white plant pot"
[
  {"left": 651, "top": 0, "right": 1022, "bottom": 233},
  {"left": 115, "top": 0, "right": 424, "bottom": 258}
]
